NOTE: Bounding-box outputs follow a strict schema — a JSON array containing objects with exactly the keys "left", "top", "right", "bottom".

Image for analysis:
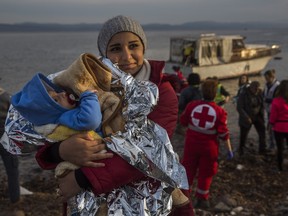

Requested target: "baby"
[{"left": 11, "top": 72, "right": 104, "bottom": 177}]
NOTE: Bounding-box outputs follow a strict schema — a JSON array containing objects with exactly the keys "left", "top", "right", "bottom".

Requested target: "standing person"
[
  {"left": 237, "top": 81, "right": 267, "bottom": 155},
  {"left": 176, "top": 72, "right": 201, "bottom": 137},
  {"left": 178, "top": 73, "right": 202, "bottom": 113},
  {"left": 210, "top": 76, "right": 230, "bottom": 107},
  {"left": 180, "top": 79, "right": 233, "bottom": 210},
  {"left": 2, "top": 15, "right": 193, "bottom": 215},
  {"left": 0, "top": 87, "right": 24, "bottom": 216},
  {"left": 182, "top": 44, "right": 194, "bottom": 66},
  {"left": 233, "top": 74, "right": 250, "bottom": 104},
  {"left": 263, "top": 69, "right": 280, "bottom": 150},
  {"left": 171, "top": 65, "right": 188, "bottom": 93},
  {"left": 172, "top": 66, "right": 187, "bottom": 85},
  {"left": 162, "top": 72, "right": 182, "bottom": 96},
  {"left": 172, "top": 66, "right": 184, "bottom": 81},
  {"left": 269, "top": 80, "right": 288, "bottom": 171}
]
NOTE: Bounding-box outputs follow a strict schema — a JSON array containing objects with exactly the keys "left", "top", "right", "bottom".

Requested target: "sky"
[{"left": 0, "top": 0, "right": 287, "bottom": 25}]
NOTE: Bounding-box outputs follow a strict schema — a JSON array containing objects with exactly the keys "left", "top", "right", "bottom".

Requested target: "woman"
[
  {"left": 35, "top": 15, "right": 193, "bottom": 215},
  {"left": 269, "top": 80, "right": 288, "bottom": 171},
  {"left": 238, "top": 74, "right": 250, "bottom": 88},
  {"left": 233, "top": 74, "right": 250, "bottom": 104},
  {"left": 263, "top": 69, "right": 280, "bottom": 149},
  {"left": 180, "top": 79, "right": 233, "bottom": 210}
]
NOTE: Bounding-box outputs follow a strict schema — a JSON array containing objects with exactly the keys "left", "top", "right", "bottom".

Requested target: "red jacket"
[
  {"left": 180, "top": 100, "right": 229, "bottom": 141},
  {"left": 269, "top": 97, "right": 288, "bottom": 133},
  {"left": 36, "top": 60, "right": 178, "bottom": 195}
]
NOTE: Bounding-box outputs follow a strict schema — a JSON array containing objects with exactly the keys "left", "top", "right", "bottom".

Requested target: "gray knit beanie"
[{"left": 97, "top": 15, "right": 147, "bottom": 57}]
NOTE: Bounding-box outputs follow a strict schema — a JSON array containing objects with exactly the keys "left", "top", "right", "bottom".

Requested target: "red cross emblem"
[{"left": 191, "top": 104, "right": 216, "bottom": 129}]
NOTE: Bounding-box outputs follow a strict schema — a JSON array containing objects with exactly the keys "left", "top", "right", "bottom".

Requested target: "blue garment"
[{"left": 11, "top": 73, "right": 102, "bottom": 131}]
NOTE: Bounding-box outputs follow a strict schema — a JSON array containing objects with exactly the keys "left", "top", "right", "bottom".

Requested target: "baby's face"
[{"left": 48, "top": 90, "right": 76, "bottom": 109}]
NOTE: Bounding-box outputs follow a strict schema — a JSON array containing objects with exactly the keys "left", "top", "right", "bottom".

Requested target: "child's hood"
[{"left": 11, "top": 73, "right": 68, "bottom": 126}]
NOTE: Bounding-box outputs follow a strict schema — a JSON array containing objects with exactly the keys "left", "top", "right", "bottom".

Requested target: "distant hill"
[
  {"left": 0, "top": 23, "right": 102, "bottom": 32},
  {"left": 0, "top": 21, "right": 287, "bottom": 32}
]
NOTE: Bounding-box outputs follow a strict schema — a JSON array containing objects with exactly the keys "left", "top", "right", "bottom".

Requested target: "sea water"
[{"left": 0, "top": 29, "right": 287, "bottom": 94}]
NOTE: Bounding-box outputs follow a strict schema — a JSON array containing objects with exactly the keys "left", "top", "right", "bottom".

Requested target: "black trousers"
[
  {"left": 239, "top": 119, "right": 266, "bottom": 153},
  {"left": 0, "top": 144, "right": 20, "bottom": 203},
  {"left": 274, "top": 131, "right": 288, "bottom": 171}
]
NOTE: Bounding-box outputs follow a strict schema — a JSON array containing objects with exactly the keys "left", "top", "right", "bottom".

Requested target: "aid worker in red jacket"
[{"left": 180, "top": 79, "right": 233, "bottom": 209}]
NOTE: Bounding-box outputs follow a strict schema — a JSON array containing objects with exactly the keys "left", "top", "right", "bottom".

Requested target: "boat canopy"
[{"left": 169, "top": 34, "right": 247, "bottom": 66}]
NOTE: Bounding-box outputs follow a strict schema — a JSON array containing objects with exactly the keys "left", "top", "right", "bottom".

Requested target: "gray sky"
[{"left": 1, "top": 0, "right": 287, "bottom": 25}]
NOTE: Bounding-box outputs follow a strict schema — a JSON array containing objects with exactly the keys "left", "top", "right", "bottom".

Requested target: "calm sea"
[{"left": 0, "top": 29, "right": 287, "bottom": 94}]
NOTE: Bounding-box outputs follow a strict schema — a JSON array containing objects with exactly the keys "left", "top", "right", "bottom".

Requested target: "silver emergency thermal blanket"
[{"left": 0, "top": 57, "right": 188, "bottom": 216}]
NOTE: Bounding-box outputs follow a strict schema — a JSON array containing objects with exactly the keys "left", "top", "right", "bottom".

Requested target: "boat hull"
[{"left": 166, "top": 55, "right": 273, "bottom": 80}]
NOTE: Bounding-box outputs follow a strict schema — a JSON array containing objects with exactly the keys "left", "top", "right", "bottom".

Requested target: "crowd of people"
[
  {"left": 175, "top": 68, "right": 288, "bottom": 210},
  {"left": 0, "top": 14, "right": 287, "bottom": 216}
]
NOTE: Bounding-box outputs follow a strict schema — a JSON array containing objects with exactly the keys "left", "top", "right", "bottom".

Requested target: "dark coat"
[
  {"left": 0, "top": 88, "right": 10, "bottom": 135},
  {"left": 237, "top": 86, "right": 264, "bottom": 128},
  {"left": 178, "top": 85, "right": 202, "bottom": 112}
]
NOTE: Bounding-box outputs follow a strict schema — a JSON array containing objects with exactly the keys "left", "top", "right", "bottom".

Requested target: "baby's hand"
[
  {"left": 86, "top": 89, "right": 99, "bottom": 97},
  {"left": 89, "top": 89, "right": 98, "bottom": 94}
]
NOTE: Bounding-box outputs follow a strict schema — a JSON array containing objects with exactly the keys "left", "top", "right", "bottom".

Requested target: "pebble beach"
[{"left": 2, "top": 75, "right": 288, "bottom": 215}]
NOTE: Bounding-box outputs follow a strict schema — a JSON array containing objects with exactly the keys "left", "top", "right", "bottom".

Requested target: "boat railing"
[{"left": 230, "top": 46, "right": 280, "bottom": 62}]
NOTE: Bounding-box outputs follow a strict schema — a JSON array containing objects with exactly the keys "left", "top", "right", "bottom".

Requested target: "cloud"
[{"left": 0, "top": 0, "right": 287, "bottom": 24}]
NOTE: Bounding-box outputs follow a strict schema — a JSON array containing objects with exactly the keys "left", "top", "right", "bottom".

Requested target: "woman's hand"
[
  {"left": 59, "top": 132, "right": 113, "bottom": 167},
  {"left": 57, "top": 171, "right": 81, "bottom": 202}
]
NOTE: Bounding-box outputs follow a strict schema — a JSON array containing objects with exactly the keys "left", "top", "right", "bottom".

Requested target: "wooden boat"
[{"left": 165, "top": 33, "right": 281, "bottom": 80}]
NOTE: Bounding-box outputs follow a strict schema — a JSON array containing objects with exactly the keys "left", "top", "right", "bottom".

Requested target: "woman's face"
[
  {"left": 240, "top": 75, "right": 248, "bottom": 84},
  {"left": 249, "top": 84, "right": 259, "bottom": 95},
  {"left": 106, "top": 32, "right": 144, "bottom": 77}
]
